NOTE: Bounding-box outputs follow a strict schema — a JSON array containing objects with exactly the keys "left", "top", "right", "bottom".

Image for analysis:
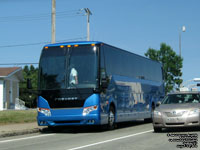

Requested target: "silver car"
[{"left": 153, "top": 91, "right": 200, "bottom": 132}]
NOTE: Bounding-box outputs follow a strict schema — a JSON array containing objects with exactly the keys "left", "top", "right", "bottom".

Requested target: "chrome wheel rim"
[{"left": 109, "top": 110, "right": 114, "bottom": 127}]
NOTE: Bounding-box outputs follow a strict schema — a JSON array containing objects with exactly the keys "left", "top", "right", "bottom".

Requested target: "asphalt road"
[{"left": 0, "top": 121, "right": 200, "bottom": 150}]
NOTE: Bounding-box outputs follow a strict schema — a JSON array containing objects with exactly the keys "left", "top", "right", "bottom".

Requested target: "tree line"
[{"left": 19, "top": 65, "right": 38, "bottom": 108}]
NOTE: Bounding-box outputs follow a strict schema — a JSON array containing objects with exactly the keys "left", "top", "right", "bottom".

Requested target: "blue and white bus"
[{"left": 37, "top": 41, "right": 165, "bottom": 129}]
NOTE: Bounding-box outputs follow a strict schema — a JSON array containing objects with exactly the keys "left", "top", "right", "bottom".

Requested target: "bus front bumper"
[{"left": 37, "top": 113, "right": 100, "bottom": 126}]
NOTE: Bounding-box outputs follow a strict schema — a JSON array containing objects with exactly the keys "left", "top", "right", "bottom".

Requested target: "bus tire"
[
  {"left": 148, "top": 104, "right": 155, "bottom": 122},
  {"left": 108, "top": 106, "right": 115, "bottom": 130},
  {"left": 144, "top": 104, "right": 154, "bottom": 123},
  {"left": 144, "top": 118, "right": 152, "bottom": 123}
]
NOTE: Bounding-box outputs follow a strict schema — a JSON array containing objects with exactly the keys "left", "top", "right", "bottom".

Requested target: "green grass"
[{"left": 0, "top": 109, "right": 37, "bottom": 125}]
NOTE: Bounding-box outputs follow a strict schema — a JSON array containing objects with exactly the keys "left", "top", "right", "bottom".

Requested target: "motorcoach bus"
[{"left": 37, "top": 41, "right": 165, "bottom": 129}]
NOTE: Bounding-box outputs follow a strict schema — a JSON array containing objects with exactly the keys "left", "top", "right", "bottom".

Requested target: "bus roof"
[
  {"left": 43, "top": 41, "right": 162, "bottom": 66},
  {"left": 44, "top": 41, "right": 102, "bottom": 47}
]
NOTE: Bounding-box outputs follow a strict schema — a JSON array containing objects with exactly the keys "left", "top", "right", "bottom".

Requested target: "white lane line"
[
  {"left": 68, "top": 130, "right": 153, "bottom": 150},
  {"left": 0, "top": 134, "right": 55, "bottom": 143}
]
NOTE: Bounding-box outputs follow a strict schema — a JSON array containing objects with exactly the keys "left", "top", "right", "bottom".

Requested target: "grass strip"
[{"left": 0, "top": 109, "right": 37, "bottom": 125}]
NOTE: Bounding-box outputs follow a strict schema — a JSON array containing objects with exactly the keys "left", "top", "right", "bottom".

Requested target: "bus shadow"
[
  {"left": 116, "top": 119, "right": 151, "bottom": 129},
  {"left": 40, "top": 119, "right": 151, "bottom": 134}
]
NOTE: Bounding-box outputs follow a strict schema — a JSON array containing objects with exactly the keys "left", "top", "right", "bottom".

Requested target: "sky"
[{"left": 0, "top": 0, "right": 200, "bottom": 86}]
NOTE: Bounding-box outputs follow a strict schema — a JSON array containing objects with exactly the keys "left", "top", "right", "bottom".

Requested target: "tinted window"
[
  {"left": 102, "top": 45, "right": 162, "bottom": 82},
  {"left": 39, "top": 47, "right": 66, "bottom": 90}
]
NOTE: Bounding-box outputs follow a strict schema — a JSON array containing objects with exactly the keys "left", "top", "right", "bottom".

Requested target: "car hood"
[{"left": 156, "top": 103, "right": 200, "bottom": 112}]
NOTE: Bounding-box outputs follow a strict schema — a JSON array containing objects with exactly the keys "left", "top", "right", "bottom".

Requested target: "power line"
[
  {"left": 0, "top": 14, "right": 83, "bottom": 22},
  {"left": 0, "top": 42, "right": 49, "bottom": 48},
  {"left": 0, "top": 9, "right": 79, "bottom": 19},
  {"left": 0, "top": 9, "right": 84, "bottom": 22},
  {"left": 0, "top": 36, "right": 87, "bottom": 48},
  {"left": 0, "top": 10, "right": 81, "bottom": 18},
  {"left": 0, "top": 63, "right": 38, "bottom": 66}
]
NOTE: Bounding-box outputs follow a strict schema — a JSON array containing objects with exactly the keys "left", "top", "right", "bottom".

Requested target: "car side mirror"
[{"left": 156, "top": 101, "right": 161, "bottom": 107}]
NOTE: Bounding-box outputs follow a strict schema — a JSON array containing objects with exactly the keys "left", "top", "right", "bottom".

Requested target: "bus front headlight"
[{"left": 83, "top": 105, "right": 98, "bottom": 116}]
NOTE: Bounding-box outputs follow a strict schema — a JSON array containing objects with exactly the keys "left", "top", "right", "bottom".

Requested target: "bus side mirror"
[
  {"left": 100, "top": 68, "right": 108, "bottom": 89},
  {"left": 101, "top": 77, "right": 108, "bottom": 89},
  {"left": 27, "top": 78, "right": 32, "bottom": 89}
]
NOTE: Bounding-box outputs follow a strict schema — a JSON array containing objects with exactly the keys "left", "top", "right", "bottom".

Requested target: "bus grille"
[{"left": 48, "top": 99, "right": 85, "bottom": 109}]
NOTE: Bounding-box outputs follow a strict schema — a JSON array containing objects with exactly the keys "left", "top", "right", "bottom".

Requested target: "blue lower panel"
[
  {"left": 38, "top": 113, "right": 100, "bottom": 126},
  {"left": 37, "top": 94, "right": 101, "bottom": 126}
]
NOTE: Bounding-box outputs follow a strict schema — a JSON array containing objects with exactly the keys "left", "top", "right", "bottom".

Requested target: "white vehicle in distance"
[{"left": 153, "top": 91, "right": 200, "bottom": 132}]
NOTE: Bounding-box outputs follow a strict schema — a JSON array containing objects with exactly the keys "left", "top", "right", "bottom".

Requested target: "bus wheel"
[
  {"left": 108, "top": 106, "right": 115, "bottom": 130},
  {"left": 144, "top": 105, "right": 154, "bottom": 123}
]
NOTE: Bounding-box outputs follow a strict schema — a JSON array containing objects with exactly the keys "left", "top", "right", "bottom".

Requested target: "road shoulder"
[{"left": 0, "top": 122, "right": 45, "bottom": 138}]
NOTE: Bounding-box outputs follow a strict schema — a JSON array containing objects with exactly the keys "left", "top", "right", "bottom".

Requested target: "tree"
[
  {"left": 19, "top": 65, "right": 38, "bottom": 108},
  {"left": 145, "top": 43, "right": 183, "bottom": 93}
]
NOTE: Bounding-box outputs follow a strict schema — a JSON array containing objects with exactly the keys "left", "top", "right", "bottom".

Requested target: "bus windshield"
[{"left": 39, "top": 45, "right": 98, "bottom": 90}]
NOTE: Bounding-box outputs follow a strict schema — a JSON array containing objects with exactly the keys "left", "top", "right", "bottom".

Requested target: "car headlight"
[
  {"left": 38, "top": 107, "right": 51, "bottom": 116},
  {"left": 154, "top": 110, "right": 161, "bottom": 116},
  {"left": 189, "top": 109, "right": 199, "bottom": 116},
  {"left": 83, "top": 105, "right": 98, "bottom": 116}
]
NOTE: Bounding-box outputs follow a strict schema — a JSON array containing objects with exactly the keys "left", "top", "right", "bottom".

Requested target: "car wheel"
[{"left": 153, "top": 127, "right": 162, "bottom": 133}]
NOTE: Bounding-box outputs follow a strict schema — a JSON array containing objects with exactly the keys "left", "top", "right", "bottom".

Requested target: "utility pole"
[
  {"left": 51, "top": 0, "right": 56, "bottom": 43},
  {"left": 84, "top": 8, "right": 92, "bottom": 41}
]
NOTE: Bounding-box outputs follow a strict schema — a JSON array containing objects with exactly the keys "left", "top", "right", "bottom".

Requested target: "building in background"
[{"left": 0, "top": 67, "right": 23, "bottom": 110}]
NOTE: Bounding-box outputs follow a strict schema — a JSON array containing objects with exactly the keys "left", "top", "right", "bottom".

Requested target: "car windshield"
[
  {"left": 162, "top": 93, "right": 200, "bottom": 104},
  {"left": 39, "top": 45, "right": 98, "bottom": 90}
]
